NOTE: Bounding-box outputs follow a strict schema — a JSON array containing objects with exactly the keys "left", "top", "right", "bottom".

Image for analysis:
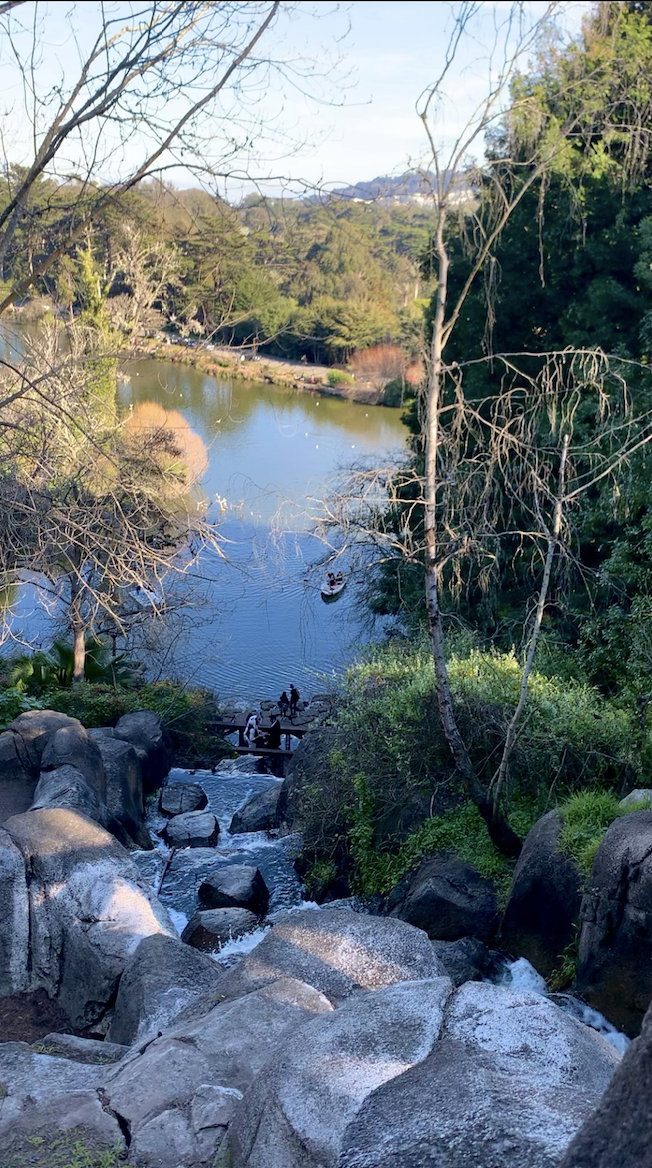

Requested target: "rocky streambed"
[{"left": 0, "top": 707, "right": 647, "bottom": 1167}]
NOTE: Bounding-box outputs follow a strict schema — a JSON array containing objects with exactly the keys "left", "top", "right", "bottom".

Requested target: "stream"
[{"left": 134, "top": 761, "right": 631, "bottom": 1056}]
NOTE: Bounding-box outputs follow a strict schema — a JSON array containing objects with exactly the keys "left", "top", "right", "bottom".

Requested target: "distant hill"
[{"left": 327, "top": 171, "right": 473, "bottom": 206}]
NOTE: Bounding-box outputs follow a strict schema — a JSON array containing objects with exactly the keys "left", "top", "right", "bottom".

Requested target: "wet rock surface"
[
  {"left": 181, "top": 906, "right": 259, "bottom": 952},
  {"left": 198, "top": 864, "right": 269, "bottom": 914},
  {"left": 390, "top": 850, "right": 499, "bottom": 942},
  {"left": 159, "top": 779, "right": 208, "bottom": 817},
  {"left": 161, "top": 808, "right": 220, "bottom": 848},
  {"left": 229, "top": 781, "right": 283, "bottom": 833}
]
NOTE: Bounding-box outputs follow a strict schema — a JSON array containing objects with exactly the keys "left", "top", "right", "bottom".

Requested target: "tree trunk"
[
  {"left": 72, "top": 622, "right": 85, "bottom": 683},
  {"left": 424, "top": 206, "right": 522, "bottom": 860}
]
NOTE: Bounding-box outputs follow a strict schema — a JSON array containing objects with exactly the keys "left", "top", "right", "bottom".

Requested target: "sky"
[{"left": 0, "top": 1, "right": 592, "bottom": 200}]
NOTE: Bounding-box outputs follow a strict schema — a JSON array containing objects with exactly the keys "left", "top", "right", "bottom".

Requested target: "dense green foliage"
[
  {"left": 558, "top": 789, "right": 650, "bottom": 875},
  {"left": 298, "top": 638, "right": 643, "bottom": 895}
]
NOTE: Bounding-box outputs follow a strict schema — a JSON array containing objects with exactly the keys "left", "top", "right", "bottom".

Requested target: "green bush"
[
  {"left": 0, "top": 686, "right": 43, "bottom": 730},
  {"left": 382, "top": 377, "right": 405, "bottom": 407},
  {"left": 327, "top": 369, "right": 354, "bottom": 387},
  {"left": 42, "top": 681, "right": 234, "bottom": 768},
  {"left": 294, "top": 638, "right": 643, "bottom": 896}
]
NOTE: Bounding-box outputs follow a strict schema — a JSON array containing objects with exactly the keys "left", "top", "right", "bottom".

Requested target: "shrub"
[
  {"left": 327, "top": 369, "right": 354, "bottom": 387},
  {"left": 294, "top": 638, "right": 642, "bottom": 895},
  {"left": 0, "top": 686, "right": 43, "bottom": 730},
  {"left": 382, "top": 377, "right": 406, "bottom": 407}
]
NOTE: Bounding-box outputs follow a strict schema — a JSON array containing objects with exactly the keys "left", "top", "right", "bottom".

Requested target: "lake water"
[{"left": 113, "top": 359, "right": 408, "bottom": 701}]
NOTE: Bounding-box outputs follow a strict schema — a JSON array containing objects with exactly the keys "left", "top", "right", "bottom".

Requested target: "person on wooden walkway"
[
  {"left": 279, "top": 690, "right": 289, "bottom": 718},
  {"left": 289, "top": 685, "right": 300, "bottom": 718}
]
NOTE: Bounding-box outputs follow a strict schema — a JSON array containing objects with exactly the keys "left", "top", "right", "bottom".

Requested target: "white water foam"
[{"left": 211, "top": 925, "right": 271, "bottom": 965}]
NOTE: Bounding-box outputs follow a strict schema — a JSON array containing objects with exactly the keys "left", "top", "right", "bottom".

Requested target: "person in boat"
[
  {"left": 289, "top": 684, "right": 300, "bottom": 718},
  {"left": 327, "top": 571, "right": 337, "bottom": 588},
  {"left": 266, "top": 717, "right": 282, "bottom": 749},
  {"left": 279, "top": 690, "right": 289, "bottom": 718},
  {"left": 335, "top": 571, "right": 343, "bottom": 583}
]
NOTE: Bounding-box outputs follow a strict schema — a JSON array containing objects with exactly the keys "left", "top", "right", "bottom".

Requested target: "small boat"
[{"left": 321, "top": 575, "right": 346, "bottom": 602}]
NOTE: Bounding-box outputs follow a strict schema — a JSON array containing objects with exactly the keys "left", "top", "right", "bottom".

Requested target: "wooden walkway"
[{"left": 211, "top": 715, "right": 310, "bottom": 775}]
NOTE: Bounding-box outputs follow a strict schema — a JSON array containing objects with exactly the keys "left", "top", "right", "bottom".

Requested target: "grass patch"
[
  {"left": 558, "top": 790, "right": 624, "bottom": 875},
  {"left": 6, "top": 1135, "right": 123, "bottom": 1168},
  {"left": 327, "top": 369, "right": 354, "bottom": 387}
]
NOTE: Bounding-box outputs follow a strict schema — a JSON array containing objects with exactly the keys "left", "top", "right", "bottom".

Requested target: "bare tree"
[{"left": 0, "top": 1, "right": 342, "bottom": 314}]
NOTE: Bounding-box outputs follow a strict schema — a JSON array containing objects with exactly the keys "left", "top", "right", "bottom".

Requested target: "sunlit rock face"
[
  {"left": 228, "top": 980, "right": 621, "bottom": 1168},
  {"left": 2, "top": 807, "right": 176, "bottom": 1028}
]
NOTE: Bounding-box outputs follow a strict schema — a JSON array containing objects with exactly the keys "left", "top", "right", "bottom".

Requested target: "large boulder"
[
  {"left": 560, "top": 999, "right": 652, "bottom": 1168},
  {"left": 501, "top": 810, "right": 583, "bottom": 979},
  {"left": 0, "top": 711, "right": 86, "bottom": 824},
  {"left": 181, "top": 907, "right": 259, "bottom": 952},
  {"left": 30, "top": 764, "right": 108, "bottom": 827},
  {"left": 228, "top": 979, "right": 619, "bottom": 1168},
  {"left": 336, "top": 982, "right": 620, "bottom": 1168},
  {"left": 215, "top": 907, "right": 445, "bottom": 1006},
  {"left": 114, "top": 709, "right": 172, "bottom": 791},
  {"left": 390, "top": 851, "right": 499, "bottom": 942},
  {"left": 0, "top": 828, "right": 29, "bottom": 996},
  {"left": 3, "top": 808, "right": 176, "bottom": 1029},
  {"left": 107, "top": 933, "right": 226, "bottom": 1046},
  {"left": 431, "top": 935, "right": 500, "bottom": 986},
  {"left": 575, "top": 810, "right": 652, "bottom": 1036},
  {"left": 161, "top": 809, "right": 220, "bottom": 848},
  {"left": 40, "top": 723, "right": 105, "bottom": 800},
  {"left": 228, "top": 978, "right": 453, "bottom": 1168},
  {"left": 104, "top": 978, "right": 333, "bottom": 1168},
  {"left": 159, "top": 780, "right": 208, "bottom": 817},
  {"left": 229, "top": 781, "right": 283, "bottom": 834},
  {"left": 92, "top": 734, "right": 150, "bottom": 848},
  {"left": 0, "top": 1041, "right": 125, "bottom": 1165},
  {"left": 198, "top": 864, "right": 269, "bottom": 914}
]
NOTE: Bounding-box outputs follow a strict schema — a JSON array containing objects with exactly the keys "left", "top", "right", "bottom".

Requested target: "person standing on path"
[{"left": 289, "top": 685, "right": 300, "bottom": 718}]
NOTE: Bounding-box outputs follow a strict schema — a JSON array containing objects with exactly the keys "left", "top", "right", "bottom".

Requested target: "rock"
[
  {"left": 181, "top": 907, "right": 258, "bottom": 952},
  {"left": 390, "top": 850, "right": 499, "bottom": 942},
  {"left": 198, "top": 865, "right": 269, "bottom": 914},
  {"left": 214, "top": 907, "right": 445, "bottom": 1006},
  {"left": 107, "top": 933, "right": 226, "bottom": 1046},
  {"left": 0, "top": 827, "right": 29, "bottom": 995},
  {"left": 0, "top": 1041, "right": 125, "bottom": 1161},
  {"left": 6, "top": 710, "right": 81, "bottom": 774},
  {"left": 0, "top": 730, "right": 37, "bottom": 821},
  {"left": 559, "top": 999, "right": 652, "bottom": 1168},
  {"left": 40, "top": 723, "right": 105, "bottom": 800},
  {"left": 94, "top": 735, "right": 150, "bottom": 849},
  {"left": 114, "top": 709, "right": 172, "bottom": 791},
  {"left": 104, "top": 977, "right": 333, "bottom": 1168},
  {"left": 338, "top": 982, "right": 620, "bottom": 1168},
  {"left": 34, "top": 1032, "right": 129, "bottom": 1064},
  {"left": 431, "top": 936, "right": 499, "bottom": 986},
  {"left": 575, "top": 810, "right": 652, "bottom": 1036},
  {"left": 161, "top": 809, "right": 220, "bottom": 848},
  {"left": 501, "top": 810, "right": 583, "bottom": 978},
  {"left": 229, "top": 781, "right": 282, "bottom": 833},
  {"left": 159, "top": 779, "right": 208, "bottom": 817},
  {"left": 619, "top": 788, "right": 652, "bottom": 810},
  {"left": 228, "top": 978, "right": 453, "bottom": 1168},
  {"left": 4, "top": 808, "right": 176, "bottom": 1028},
  {"left": 276, "top": 726, "right": 338, "bottom": 829},
  {"left": 30, "top": 764, "right": 108, "bottom": 826}
]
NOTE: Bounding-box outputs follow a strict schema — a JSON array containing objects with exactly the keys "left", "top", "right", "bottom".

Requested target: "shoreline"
[{"left": 125, "top": 338, "right": 388, "bottom": 406}]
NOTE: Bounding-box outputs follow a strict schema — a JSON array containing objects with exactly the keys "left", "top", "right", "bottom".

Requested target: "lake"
[{"left": 114, "top": 359, "right": 408, "bottom": 701}]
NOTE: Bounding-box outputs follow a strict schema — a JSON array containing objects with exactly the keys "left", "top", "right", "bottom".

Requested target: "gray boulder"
[
  {"left": 230, "top": 781, "right": 283, "bottom": 833},
  {"left": 107, "top": 933, "right": 226, "bottom": 1046},
  {"left": 501, "top": 810, "right": 583, "bottom": 979},
  {"left": 337, "top": 982, "right": 620, "bottom": 1168},
  {"left": 431, "top": 935, "right": 499, "bottom": 986},
  {"left": 390, "top": 851, "right": 499, "bottom": 942},
  {"left": 4, "top": 807, "right": 176, "bottom": 1028},
  {"left": 0, "top": 730, "right": 37, "bottom": 822},
  {"left": 0, "top": 827, "right": 29, "bottom": 995},
  {"left": 159, "top": 780, "right": 208, "bottom": 817},
  {"left": 30, "top": 764, "right": 107, "bottom": 825},
  {"left": 0, "top": 1041, "right": 125, "bottom": 1163},
  {"left": 34, "top": 1032, "right": 128, "bottom": 1064},
  {"left": 161, "top": 809, "right": 219, "bottom": 848},
  {"left": 560, "top": 999, "right": 652, "bottom": 1168},
  {"left": 114, "top": 709, "right": 172, "bottom": 792},
  {"left": 214, "top": 907, "right": 445, "bottom": 1006},
  {"left": 575, "top": 810, "right": 652, "bottom": 1036},
  {"left": 619, "top": 788, "right": 652, "bottom": 810},
  {"left": 198, "top": 864, "right": 269, "bottom": 914},
  {"left": 105, "top": 977, "right": 333, "bottom": 1168},
  {"left": 40, "top": 723, "right": 105, "bottom": 800},
  {"left": 228, "top": 978, "right": 453, "bottom": 1168},
  {"left": 93, "top": 734, "right": 150, "bottom": 848},
  {"left": 181, "top": 907, "right": 258, "bottom": 952}
]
